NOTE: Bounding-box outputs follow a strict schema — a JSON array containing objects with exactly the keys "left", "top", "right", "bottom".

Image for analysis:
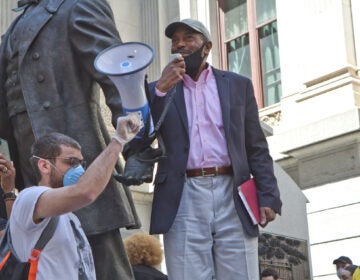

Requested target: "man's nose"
[{"left": 172, "top": 39, "right": 186, "bottom": 49}]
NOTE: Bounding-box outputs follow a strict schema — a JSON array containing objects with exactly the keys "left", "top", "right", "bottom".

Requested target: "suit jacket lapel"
[
  {"left": 18, "top": 0, "right": 65, "bottom": 66},
  {"left": 213, "top": 68, "right": 231, "bottom": 139}
]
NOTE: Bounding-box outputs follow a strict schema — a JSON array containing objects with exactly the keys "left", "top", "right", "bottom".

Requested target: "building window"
[{"left": 219, "top": 0, "right": 282, "bottom": 107}]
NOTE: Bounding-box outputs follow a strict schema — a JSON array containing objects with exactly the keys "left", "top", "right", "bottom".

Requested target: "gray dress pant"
[{"left": 163, "top": 175, "right": 259, "bottom": 280}]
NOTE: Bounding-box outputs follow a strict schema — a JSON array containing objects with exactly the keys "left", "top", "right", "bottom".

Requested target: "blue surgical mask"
[
  {"left": 63, "top": 165, "right": 85, "bottom": 186},
  {"left": 337, "top": 268, "right": 343, "bottom": 279}
]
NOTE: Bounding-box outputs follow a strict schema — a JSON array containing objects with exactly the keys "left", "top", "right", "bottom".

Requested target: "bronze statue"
[{"left": 0, "top": 0, "right": 140, "bottom": 279}]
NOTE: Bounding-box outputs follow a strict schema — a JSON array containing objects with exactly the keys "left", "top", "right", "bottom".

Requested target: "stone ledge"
[
  {"left": 276, "top": 131, "right": 360, "bottom": 189},
  {"left": 275, "top": 108, "right": 360, "bottom": 153}
]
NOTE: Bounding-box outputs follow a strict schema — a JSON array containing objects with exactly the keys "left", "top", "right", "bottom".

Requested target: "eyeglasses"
[{"left": 45, "top": 157, "right": 86, "bottom": 169}]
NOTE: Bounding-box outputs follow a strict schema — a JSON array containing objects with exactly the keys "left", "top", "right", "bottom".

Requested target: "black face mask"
[{"left": 184, "top": 44, "right": 206, "bottom": 79}]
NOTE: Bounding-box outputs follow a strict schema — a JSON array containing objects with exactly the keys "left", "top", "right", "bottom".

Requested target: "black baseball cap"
[{"left": 333, "top": 256, "right": 353, "bottom": 265}]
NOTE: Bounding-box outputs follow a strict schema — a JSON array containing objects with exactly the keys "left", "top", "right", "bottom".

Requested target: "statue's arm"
[{"left": 68, "top": 0, "right": 124, "bottom": 126}]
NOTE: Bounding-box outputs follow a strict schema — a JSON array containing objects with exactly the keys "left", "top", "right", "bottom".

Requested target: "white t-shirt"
[{"left": 10, "top": 186, "right": 96, "bottom": 280}]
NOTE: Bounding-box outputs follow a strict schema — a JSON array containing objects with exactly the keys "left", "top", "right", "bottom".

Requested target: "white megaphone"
[{"left": 94, "top": 42, "right": 154, "bottom": 138}]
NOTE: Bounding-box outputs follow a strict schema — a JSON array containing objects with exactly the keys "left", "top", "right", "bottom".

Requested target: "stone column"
[
  {"left": 141, "top": 0, "right": 161, "bottom": 81},
  {"left": 0, "top": 0, "right": 18, "bottom": 36}
]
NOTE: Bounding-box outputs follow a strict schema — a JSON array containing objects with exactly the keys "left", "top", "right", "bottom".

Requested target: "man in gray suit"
[
  {"left": 0, "top": 0, "right": 139, "bottom": 279},
  {"left": 127, "top": 18, "right": 282, "bottom": 280}
]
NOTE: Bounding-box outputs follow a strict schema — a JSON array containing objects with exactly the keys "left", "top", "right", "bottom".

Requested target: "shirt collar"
[{"left": 183, "top": 64, "right": 212, "bottom": 87}]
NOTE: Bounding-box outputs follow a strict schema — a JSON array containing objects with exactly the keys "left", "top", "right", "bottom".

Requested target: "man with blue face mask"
[
  {"left": 31, "top": 155, "right": 87, "bottom": 188},
  {"left": 6, "top": 114, "right": 140, "bottom": 280},
  {"left": 334, "top": 256, "right": 353, "bottom": 279}
]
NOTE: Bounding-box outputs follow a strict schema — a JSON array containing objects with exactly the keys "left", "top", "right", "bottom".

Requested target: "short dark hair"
[
  {"left": 30, "top": 132, "right": 81, "bottom": 181},
  {"left": 261, "top": 268, "right": 279, "bottom": 279}
]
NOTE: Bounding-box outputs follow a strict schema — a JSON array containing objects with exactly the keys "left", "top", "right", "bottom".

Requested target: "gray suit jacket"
[{"left": 148, "top": 67, "right": 282, "bottom": 237}]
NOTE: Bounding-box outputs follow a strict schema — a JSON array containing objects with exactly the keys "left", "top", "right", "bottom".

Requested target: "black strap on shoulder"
[
  {"left": 33, "top": 217, "right": 59, "bottom": 250},
  {"left": 0, "top": 216, "right": 59, "bottom": 261}
]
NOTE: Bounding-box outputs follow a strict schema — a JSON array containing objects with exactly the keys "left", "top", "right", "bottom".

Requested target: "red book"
[{"left": 238, "top": 178, "right": 260, "bottom": 225}]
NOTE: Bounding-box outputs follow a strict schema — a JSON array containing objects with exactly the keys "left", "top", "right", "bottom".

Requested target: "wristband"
[{"left": 2, "top": 191, "right": 16, "bottom": 200}]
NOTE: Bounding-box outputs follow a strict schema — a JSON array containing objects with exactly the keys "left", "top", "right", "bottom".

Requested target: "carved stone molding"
[
  {"left": 260, "top": 111, "right": 282, "bottom": 128},
  {"left": 259, "top": 233, "right": 311, "bottom": 280}
]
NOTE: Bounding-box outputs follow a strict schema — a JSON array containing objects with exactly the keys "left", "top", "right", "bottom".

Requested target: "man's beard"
[{"left": 49, "top": 167, "right": 63, "bottom": 188}]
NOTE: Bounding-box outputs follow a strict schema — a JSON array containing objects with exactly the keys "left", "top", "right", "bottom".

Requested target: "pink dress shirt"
[{"left": 156, "top": 66, "right": 231, "bottom": 169}]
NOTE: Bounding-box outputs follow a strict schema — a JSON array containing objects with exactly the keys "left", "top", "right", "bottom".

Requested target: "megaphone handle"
[
  {"left": 153, "top": 86, "right": 176, "bottom": 133},
  {"left": 143, "top": 75, "right": 152, "bottom": 137}
]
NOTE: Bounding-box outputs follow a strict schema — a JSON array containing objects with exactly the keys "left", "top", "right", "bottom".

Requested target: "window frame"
[{"left": 218, "top": 0, "right": 279, "bottom": 108}]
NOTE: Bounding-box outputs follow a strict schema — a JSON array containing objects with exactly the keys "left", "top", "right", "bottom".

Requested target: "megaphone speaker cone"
[
  {"left": 94, "top": 42, "right": 155, "bottom": 137},
  {"left": 94, "top": 42, "right": 154, "bottom": 76}
]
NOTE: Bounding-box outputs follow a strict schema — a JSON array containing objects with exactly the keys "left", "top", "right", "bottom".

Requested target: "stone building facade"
[{"left": 3, "top": 1, "right": 359, "bottom": 279}]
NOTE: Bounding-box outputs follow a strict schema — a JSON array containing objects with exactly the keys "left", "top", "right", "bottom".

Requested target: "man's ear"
[
  {"left": 204, "top": 41, "right": 212, "bottom": 55},
  {"left": 38, "top": 158, "right": 51, "bottom": 175}
]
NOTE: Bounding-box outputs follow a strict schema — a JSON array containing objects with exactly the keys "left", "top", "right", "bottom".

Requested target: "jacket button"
[
  {"left": 43, "top": 101, "right": 51, "bottom": 109},
  {"left": 37, "top": 74, "right": 45, "bottom": 82},
  {"left": 32, "top": 52, "right": 40, "bottom": 60}
]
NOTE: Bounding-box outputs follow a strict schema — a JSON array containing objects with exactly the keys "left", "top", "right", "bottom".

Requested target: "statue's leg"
[
  {"left": 87, "top": 229, "right": 134, "bottom": 280},
  {"left": 11, "top": 112, "right": 36, "bottom": 188}
]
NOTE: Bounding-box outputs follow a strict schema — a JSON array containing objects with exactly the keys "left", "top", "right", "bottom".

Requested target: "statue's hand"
[{"left": 114, "top": 153, "right": 154, "bottom": 186}]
